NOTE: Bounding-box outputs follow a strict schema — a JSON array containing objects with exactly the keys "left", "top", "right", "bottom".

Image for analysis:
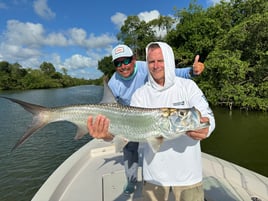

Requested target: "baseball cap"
[{"left": 112, "top": 44, "right": 133, "bottom": 61}]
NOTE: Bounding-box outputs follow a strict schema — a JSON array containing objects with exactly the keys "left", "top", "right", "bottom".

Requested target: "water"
[
  {"left": 0, "top": 85, "right": 103, "bottom": 201},
  {"left": 201, "top": 107, "right": 268, "bottom": 177},
  {"left": 0, "top": 86, "right": 267, "bottom": 201}
]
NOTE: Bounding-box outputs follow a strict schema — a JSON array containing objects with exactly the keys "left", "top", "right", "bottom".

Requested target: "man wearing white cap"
[{"left": 88, "top": 44, "right": 205, "bottom": 194}]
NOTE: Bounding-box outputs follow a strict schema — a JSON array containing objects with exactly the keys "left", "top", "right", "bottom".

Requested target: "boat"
[{"left": 31, "top": 139, "right": 268, "bottom": 201}]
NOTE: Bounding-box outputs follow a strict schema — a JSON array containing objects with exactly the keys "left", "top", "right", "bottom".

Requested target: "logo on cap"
[{"left": 115, "top": 47, "right": 124, "bottom": 54}]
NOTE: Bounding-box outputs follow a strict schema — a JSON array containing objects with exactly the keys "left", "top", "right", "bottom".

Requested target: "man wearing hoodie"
[
  {"left": 129, "top": 42, "right": 215, "bottom": 200},
  {"left": 88, "top": 44, "right": 205, "bottom": 195}
]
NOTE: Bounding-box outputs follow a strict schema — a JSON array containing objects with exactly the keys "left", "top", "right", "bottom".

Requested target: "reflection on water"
[
  {"left": 0, "top": 85, "right": 267, "bottom": 201},
  {"left": 201, "top": 106, "right": 268, "bottom": 177}
]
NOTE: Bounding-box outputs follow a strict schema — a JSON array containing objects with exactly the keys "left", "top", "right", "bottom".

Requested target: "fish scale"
[{"left": 50, "top": 104, "right": 162, "bottom": 140}]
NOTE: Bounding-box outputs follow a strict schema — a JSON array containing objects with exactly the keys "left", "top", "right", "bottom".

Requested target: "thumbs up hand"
[{"left": 192, "top": 55, "right": 205, "bottom": 75}]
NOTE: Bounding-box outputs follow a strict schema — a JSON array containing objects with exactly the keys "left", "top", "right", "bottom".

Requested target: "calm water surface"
[
  {"left": 0, "top": 85, "right": 102, "bottom": 201},
  {"left": 201, "top": 106, "right": 268, "bottom": 177},
  {"left": 0, "top": 85, "right": 267, "bottom": 201}
]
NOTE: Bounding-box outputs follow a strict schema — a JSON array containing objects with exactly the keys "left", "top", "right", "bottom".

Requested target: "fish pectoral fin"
[
  {"left": 74, "top": 125, "right": 89, "bottom": 140},
  {"left": 147, "top": 136, "right": 164, "bottom": 153},
  {"left": 113, "top": 136, "right": 129, "bottom": 152}
]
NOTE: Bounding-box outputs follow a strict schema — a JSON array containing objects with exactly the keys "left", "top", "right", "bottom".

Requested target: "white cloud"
[
  {"left": 0, "top": 19, "right": 116, "bottom": 53},
  {"left": 62, "top": 54, "right": 103, "bottom": 79},
  {"left": 138, "top": 10, "right": 168, "bottom": 37},
  {"left": 0, "top": 20, "right": 115, "bottom": 79},
  {"left": 138, "top": 10, "right": 160, "bottom": 23},
  {"left": 111, "top": 10, "right": 161, "bottom": 30},
  {"left": 50, "top": 53, "right": 61, "bottom": 66},
  {"left": 111, "top": 10, "right": 168, "bottom": 38},
  {"left": 86, "top": 33, "right": 117, "bottom": 48},
  {"left": 111, "top": 12, "right": 127, "bottom": 30},
  {"left": 68, "top": 28, "right": 87, "bottom": 46},
  {"left": 208, "top": 0, "right": 230, "bottom": 6},
  {"left": 4, "top": 20, "right": 68, "bottom": 47},
  {"left": 5, "top": 20, "right": 45, "bottom": 47},
  {"left": 1, "top": 43, "right": 41, "bottom": 59},
  {"left": 63, "top": 54, "right": 96, "bottom": 70},
  {"left": 45, "top": 32, "right": 68, "bottom": 46},
  {"left": 67, "top": 28, "right": 117, "bottom": 48},
  {"left": 33, "top": 0, "right": 55, "bottom": 20}
]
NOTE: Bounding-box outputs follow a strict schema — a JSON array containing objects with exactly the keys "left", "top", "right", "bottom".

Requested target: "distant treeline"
[{"left": 0, "top": 61, "right": 103, "bottom": 90}]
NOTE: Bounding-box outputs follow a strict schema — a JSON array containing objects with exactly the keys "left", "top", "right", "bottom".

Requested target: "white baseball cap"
[{"left": 112, "top": 44, "right": 133, "bottom": 61}]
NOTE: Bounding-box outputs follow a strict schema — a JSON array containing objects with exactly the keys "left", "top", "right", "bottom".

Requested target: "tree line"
[
  {"left": 1, "top": 0, "right": 267, "bottom": 111},
  {"left": 0, "top": 61, "right": 102, "bottom": 90},
  {"left": 98, "top": 0, "right": 268, "bottom": 111}
]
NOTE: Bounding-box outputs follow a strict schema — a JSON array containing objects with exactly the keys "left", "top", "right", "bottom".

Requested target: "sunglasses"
[{"left": 114, "top": 57, "right": 133, "bottom": 67}]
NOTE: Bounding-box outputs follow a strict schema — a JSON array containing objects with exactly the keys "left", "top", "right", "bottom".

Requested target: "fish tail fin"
[
  {"left": 1, "top": 96, "right": 50, "bottom": 151},
  {"left": 11, "top": 119, "right": 47, "bottom": 151},
  {"left": 1, "top": 96, "right": 47, "bottom": 115}
]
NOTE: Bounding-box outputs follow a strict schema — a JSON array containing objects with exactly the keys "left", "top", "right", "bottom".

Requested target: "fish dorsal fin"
[
  {"left": 147, "top": 136, "right": 164, "bottom": 153},
  {"left": 99, "top": 76, "right": 117, "bottom": 104}
]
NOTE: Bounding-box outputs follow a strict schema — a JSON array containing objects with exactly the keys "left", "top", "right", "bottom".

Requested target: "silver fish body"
[{"left": 1, "top": 97, "right": 209, "bottom": 152}]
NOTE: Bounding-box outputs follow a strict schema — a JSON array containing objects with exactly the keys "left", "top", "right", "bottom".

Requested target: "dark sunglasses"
[{"left": 114, "top": 57, "right": 133, "bottom": 67}]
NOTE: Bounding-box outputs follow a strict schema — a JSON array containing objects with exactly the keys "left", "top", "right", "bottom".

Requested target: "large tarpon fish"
[
  {"left": 1, "top": 96, "right": 209, "bottom": 152},
  {"left": 1, "top": 80, "right": 209, "bottom": 152}
]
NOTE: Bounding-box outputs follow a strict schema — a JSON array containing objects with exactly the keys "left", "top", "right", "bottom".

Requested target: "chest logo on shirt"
[{"left": 173, "top": 101, "right": 185, "bottom": 106}]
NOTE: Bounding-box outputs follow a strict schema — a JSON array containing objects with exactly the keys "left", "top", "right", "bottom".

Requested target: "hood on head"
[{"left": 145, "top": 42, "right": 176, "bottom": 91}]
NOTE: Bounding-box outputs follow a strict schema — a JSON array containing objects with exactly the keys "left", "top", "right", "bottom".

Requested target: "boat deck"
[{"left": 32, "top": 140, "right": 268, "bottom": 201}]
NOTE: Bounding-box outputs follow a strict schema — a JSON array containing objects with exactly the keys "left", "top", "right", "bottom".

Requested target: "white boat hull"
[{"left": 32, "top": 139, "right": 268, "bottom": 201}]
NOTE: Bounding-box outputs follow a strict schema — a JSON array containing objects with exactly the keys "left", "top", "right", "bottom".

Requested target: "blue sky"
[{"left": 0, "top": 0, "right": 223, "bottom": 79}]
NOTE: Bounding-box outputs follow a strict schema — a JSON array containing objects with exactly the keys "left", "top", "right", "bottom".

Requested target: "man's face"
[
  {"left": 147, "top": 47, "right": 165, "bottom": 86},
  {"left": 114, "top": 57, "right": 135, "bottom": 78}
]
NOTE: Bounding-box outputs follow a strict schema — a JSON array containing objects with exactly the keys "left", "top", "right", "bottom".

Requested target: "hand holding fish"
[
  {"left": 192, "top": 55, "right": 204, "bottom": 75},
  {"left": 87, "top": 115, "right": 113, "bottom": 141},
  {"left": 186, "top": 117, "right": 209, "bottom": 140}
]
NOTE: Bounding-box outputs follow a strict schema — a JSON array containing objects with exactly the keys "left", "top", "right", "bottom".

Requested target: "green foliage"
[
  {"left": 117, "top": 15, "right": 158, "bottom": 60},
  {"left": 0, "top": 61, "right": 94, "bottom": 90},
  {"left": 21, "top": 69, "right": 61, "bottom": 89},
  {"left": 97, "top": 56, "right": 115, "bottom": 79},
  {"left": 167, "top": 2, "right": 224, "bottom": 61},
  {"left": 40, "top": 62, "right": 56, "bottom": 77},
  {"left": 197, "top": 50, "right": 267, "bottom": 111},
  {"left": 148, "top": 15, "right": 175, "bottom": 37},
  {"left": 0, "top": 61, "right": 28, "bottom": 90},
  {"left": 0, "top": 61, "right": 10, "bottom": 73},
  {"left": 218, "top": 13, "right": 268, "bottom": 68}
]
